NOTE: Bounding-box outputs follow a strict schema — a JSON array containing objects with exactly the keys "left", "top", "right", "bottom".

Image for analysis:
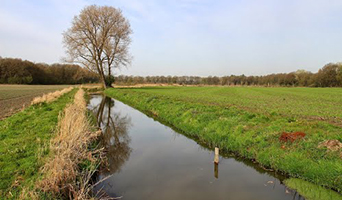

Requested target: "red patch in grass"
[{"left": 279, "top": 132, "right": 306, "bottom": 143}]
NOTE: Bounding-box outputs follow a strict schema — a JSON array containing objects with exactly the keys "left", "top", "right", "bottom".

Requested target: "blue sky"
[{"left": 1, "top": 0, "right": 342, "bottom": 76}]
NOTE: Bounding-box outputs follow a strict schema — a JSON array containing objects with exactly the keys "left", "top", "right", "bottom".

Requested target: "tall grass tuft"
[
  {"left": 37, "top": 89, "right": 102, "bottom": 199},
  {"left": 31, "top": 87, "right": 74, "bottom": 105}
]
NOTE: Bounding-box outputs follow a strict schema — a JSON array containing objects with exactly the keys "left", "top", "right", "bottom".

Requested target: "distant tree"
[
  {"left": 283, "top": 73, "right": 297, "bottom": 86},
  {"left": 221, "top": 76, "right": 229, "bottom": 85},
  {"left": 0, "top": 58, "right": 33, "bottom": 84},
  {"left": 337, "top": 63, "right": 342, "bottom": 86},
  {"left": 295, "top": 70, "right": 313, "bottom": 86},
  {"left": 316, "top": 63, "right": 339, "bottom": 87},
  {"left": 63, "top": 5, "right": 132, "bottom": 88}
]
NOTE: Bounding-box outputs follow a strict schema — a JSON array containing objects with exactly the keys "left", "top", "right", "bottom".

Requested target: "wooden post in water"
[{"left": 214, "top": 147, "right": 219, "bottom": 164}]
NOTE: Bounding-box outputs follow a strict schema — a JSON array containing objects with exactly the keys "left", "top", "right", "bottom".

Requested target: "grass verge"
[
  {"left": 0, "top": 89, "right": 77, "bottom": 199},
  {"left": 105, "top": 87, "right": 342, "bottom": 192}
]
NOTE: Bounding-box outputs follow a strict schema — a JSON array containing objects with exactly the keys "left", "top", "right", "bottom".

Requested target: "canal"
[{"left": 88, "top": 95, "right": 307, "bottom": 200}]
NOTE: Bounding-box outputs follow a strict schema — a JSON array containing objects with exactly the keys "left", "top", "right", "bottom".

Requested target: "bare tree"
[{"left": 63, "top": 5, "right": 132, "bottom": 88}]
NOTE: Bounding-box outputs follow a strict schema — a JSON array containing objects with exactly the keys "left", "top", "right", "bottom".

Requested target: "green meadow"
[{"left": 105, "top": 86, "right": 342, "bottom": 192}]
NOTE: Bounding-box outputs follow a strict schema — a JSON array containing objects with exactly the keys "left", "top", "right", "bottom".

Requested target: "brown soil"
[
  {"left": 0, "top": 85, "right": 71, "bottom": 120},
  {"left": 279, "top": 132, "right": 306, "bottom": 143}
]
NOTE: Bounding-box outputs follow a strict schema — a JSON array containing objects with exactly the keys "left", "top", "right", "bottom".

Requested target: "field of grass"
[
  {"left": 114, "top": 86, "right": 342, "bottom": 126},
  {"left": 0, "top": 85, "right": 72, "bottom": 120},
  {"left": 105, "top": 86, "right": 342, "bottom": 192},
  {"left": 0, "top": 89, "right": 77, "bottom": 199}
]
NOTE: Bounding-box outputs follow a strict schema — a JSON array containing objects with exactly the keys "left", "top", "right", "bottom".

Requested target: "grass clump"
[
  {"left": 0, "top": 89, "right": 77, "bottom": 199},
  {"left": 105, "top": 87, "right": 342, "bottom": 192}
]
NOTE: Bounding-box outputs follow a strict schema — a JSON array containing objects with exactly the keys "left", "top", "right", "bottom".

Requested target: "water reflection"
[
  {"left": 90, "top": 96, "right": 132, "bottom": 175},
  {"left": 214, "top": 163, "right": 219, "bottom": 179}
]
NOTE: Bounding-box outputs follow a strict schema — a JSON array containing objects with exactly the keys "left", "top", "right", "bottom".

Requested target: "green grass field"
[
  {"left": 0, "top": 89, "right": 76, "bottom": 199},
  {"left": 105, "top": 86, "right": 342, "bottom": 192},
  {"left": 113, "top": 86, "right": 342, "bottom": 125}
]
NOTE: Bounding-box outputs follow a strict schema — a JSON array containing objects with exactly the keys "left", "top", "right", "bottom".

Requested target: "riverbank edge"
[
  {"left": 32, "top": 88, "right": 103, "bottom": 199},
  {"left": 104, "top": 88, "right": 342, "bottom": 193},
  {"left": 0, "top": 89, "right": 77, "bottom": 199},
  {"left": 0, "top": 88, "right": 103, "bottom": 199}
]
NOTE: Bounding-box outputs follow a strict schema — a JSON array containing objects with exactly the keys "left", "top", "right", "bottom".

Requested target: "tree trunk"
[
  {"left": 108, "top": 64, "right": 114, "bottom": 88},
  {"left": 100, "top": 75, "right": 107, "bottom": 89}
]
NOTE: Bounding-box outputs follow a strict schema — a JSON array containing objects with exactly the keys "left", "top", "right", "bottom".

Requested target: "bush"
[{"left": 105, "top": 75, "right": 115, "bottom": 87}]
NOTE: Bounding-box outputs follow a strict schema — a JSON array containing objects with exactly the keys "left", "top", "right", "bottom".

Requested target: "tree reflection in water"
[{"left": 91, "top": 96, "right": 132, "bottom": 175}]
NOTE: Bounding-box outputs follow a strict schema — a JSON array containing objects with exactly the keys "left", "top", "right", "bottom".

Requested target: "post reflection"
[
  {"left": 91, "top": 96, "right": 132, "bottom": 175},
  {"left": 214, "top": 162, "right": 219, "bottom": 179}
]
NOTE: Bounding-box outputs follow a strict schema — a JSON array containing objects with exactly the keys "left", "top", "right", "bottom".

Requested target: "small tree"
[{"left": 63, "top": 5, "right": 132, "bottom": 88}]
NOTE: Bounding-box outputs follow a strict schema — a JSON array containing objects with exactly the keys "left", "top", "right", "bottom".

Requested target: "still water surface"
[{"left": 88, "top": 95, "right": 305, "bottom": 200}]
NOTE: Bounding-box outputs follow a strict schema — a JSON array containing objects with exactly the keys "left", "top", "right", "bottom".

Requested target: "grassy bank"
[
  {"left": 0, "top": 89, "right": 77, "bottom": 198},
  {"left": 105, "top": 87, "right": 342, "bottom": 192}
]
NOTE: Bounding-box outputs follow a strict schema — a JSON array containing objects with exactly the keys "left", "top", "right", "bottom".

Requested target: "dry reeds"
[
  {"left": 37, "top": 89, "right": 102, "bottom": 199},
  {"left": 31, "top": 87, "right": 74, "bottom": 105},
  {"left": 80, "top": 84, "right": 102, "bottom": 90},
  {"left": 19, "top": 188, "right": 39, "bottom": 200}
]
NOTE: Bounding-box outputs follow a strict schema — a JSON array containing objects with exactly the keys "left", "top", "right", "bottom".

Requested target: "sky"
[{"left": 1, "top": 0, "right": 342, "bottom": 76}]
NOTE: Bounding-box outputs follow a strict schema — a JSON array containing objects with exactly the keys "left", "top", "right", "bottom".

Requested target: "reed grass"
[
  {"left": 31, "top": 87, "right": 74, "bottom": 105},
  {"left": 37, "top": 89, "right": 102, "bottom": 199}
]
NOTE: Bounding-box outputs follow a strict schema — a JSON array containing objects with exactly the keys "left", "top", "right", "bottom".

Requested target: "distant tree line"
[
  {"left": 1, "top": 57, "right": 341, "bottom": 87},
  {"left": 0, "top": 58, "right": 99, "bottom": 84},
  {"left": 115, "top": 63, "right": 342, "bottom": 87}
]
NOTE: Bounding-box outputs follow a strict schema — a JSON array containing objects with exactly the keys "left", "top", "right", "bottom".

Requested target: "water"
[{"left": 88, "top": 95, "right": 305, "bottom": 200}]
